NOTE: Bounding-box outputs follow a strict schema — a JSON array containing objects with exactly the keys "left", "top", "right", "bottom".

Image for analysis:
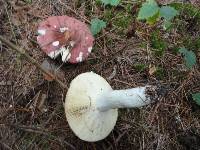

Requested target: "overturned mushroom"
[
  {"left": 37, "top": 16, "right": 94, "bottom": 64},
  {"left": 65, "top": 72, "right": 161, "bottom": 142}
]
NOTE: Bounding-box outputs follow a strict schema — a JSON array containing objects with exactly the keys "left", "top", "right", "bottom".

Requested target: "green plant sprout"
[
  {"left": 137, "top": 0, "right": 178, "bottom": 30},
  {"left": 90, "top": 18, "right": 107, "bottom": 36}
]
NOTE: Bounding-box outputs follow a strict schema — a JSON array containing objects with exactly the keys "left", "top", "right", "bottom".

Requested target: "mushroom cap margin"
[{"left": 64, "top": 72, "right": 118, "bottom": 142}]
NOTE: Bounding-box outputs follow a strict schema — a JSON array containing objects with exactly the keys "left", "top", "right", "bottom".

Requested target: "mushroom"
[
  {"left": 64, "top": 72, "right": 160, "bottom": 142},
  {"left": 37, "top": 16, "right": 94, "bottom": 64}
]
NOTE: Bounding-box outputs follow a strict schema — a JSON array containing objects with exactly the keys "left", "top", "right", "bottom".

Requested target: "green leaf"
[
  {"left": 90, "top": 18, "right": 106, "bottom": 36},
  {"left": 179, "top": 47, "right": 196, "bottom": 69},
  {"left": 137, "top": 0, "right": 160, "bottom": 20},
  {"left": 192, "top": 93, "right": 200, "bottom": 106},
  {"left": 160, "top": 6, "right": 178, "bottom": 20},
  {"left": 100, "top": 0, "right": 120, "bottom": 6},
  {"left": 147, "top": 11, "right": 160, "bottom": 25}
]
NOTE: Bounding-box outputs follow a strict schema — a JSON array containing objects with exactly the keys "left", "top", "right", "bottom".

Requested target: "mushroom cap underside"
[{"left": 65, "top": 72, "right": 118, "bottom": 142}]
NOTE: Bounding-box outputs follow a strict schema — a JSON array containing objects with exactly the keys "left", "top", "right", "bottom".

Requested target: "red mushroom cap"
[{"left": 37, "top": 16, "right": 94, "bottom": 64}]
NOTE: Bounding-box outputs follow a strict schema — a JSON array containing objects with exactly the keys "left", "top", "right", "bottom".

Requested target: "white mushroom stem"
[{"left": 96, "top": 86, "right": 154, "bottom": 112}]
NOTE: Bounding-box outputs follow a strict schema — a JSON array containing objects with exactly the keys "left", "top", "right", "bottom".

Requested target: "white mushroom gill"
[
  {"left": 48, "top": 46, "right": 72, "bottom": 61},
  {"left": 70, "top": 41, "right": 75, "bottom": 47},
  {"left": 88, "top": 47, "right": 92, "bottom": 53},
  {"left": 48, "top": 49, "right": 62, "bottom": 59},
  {"left": 76, "top": 52, "right": 83, "bottom": 62},
  {"left": 60, "top": 27, "right": 69, "bottom": 33},
  {"left": 60, "top": 46, "right": 71, "bottom": 62}
]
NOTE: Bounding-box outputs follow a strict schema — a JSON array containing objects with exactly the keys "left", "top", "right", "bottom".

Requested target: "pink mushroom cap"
[{"left": 37, "top": 16, "right": 94, "bottom": 64}]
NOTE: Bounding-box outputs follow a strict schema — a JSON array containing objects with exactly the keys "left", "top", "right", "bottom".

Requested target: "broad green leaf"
[
  {"left": 160, "top": 6, "right": 178, "bottom": 20},
  {"left": 90, "top": 18, "right": 106, "bottom": 36},
  {"left": 192, "top": 93, "right": 200, "bottom": 106},
  {"left": 147, "top": 11, "right": 160, "bottom": 25},
  {"left": 179, "top": 47, "right": 196, "bottom": 69},
  {"left": 137, "top": 0, "right": 160, "bottom": 20},
  {"left": 100, "top": 0, "right": 120, "bottom": 6}
]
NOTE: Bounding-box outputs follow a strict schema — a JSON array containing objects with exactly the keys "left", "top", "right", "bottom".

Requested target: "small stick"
[{"left": 0, "top": 35, "right": 67, "bottom": 89}]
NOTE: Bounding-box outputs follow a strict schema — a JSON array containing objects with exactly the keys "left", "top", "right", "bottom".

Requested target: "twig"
[{"left": 0, "top": 35, "right": 67, "bottom": 89}]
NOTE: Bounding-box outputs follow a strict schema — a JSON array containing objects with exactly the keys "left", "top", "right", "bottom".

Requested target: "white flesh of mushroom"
[
  {"left": 38, "top": 29, "right": 46, "bottom": 35},
  {"left": 52, "top": 41, "right": 59, "bottom": 46},
  {"left": 88, "top": 47, "right": 92, "bottom": 53}
]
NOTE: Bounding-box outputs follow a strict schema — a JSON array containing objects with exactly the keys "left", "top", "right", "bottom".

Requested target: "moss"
[
  {"left": 195, "top": 38, "right": 200, "bottom": 52},
  {"left": 133, "top": 63, "right": 147, "bottom": 72},
  {"left": 150, "top": 31, "right": 167, "bottom": 57},
  {"left": 139, "top": 42, "right": 147, "bottom": 49},
  {"left": 105, "top": 37, "right": 115, "bottom": 47},
  {"left": 103, "top": 6, "right": 133, "bottom": 34},
  {"left": 75, "top": 0, "right": 85, "bottom": 8},
  {"left": 95, "top": 0, "right": 102, "bottom": 6},
  {"left": 170, "top": 3, "right": 200, "bottom": 39},
  {"left": 155, "top": 67, "right": 165, "bottom": 79},
  {"left": 24, "top": 0, "right": 32, "bottom": 4},
  {"left": 171, "top": 3, "right": 200, "bottom": 53},
  {"left": 171, "top": 46, "right": 180, "bottom": 54},
  {"left": 170, "top": 3, "right": 200, "bottom": 19},
  {"left": 84, "top": 2, "right": 94, "bottom": 17},
  {"left": 113, "top": 12, "right": 133, "bottom": 29},
  {"left": 103, "top": 9, "right": 114, "bottom": 22},
  {"left": 182, "top": 37, "right": 200, "bottom": 52},
  {"left": 125, "top": 3, "right": 133, "bottom": 14}
]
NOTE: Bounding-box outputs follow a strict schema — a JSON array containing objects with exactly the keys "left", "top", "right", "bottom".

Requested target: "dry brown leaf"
[
  {"left": 41, "top": 59, "right": 65, "bottom": 81},
  {"left": 149, "top": 65, "right": 157, "bottom": 75}
]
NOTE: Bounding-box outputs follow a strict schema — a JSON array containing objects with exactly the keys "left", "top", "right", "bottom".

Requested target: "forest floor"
[{"left": 0, "top": 0, "right": 200, "bottom": 150}]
